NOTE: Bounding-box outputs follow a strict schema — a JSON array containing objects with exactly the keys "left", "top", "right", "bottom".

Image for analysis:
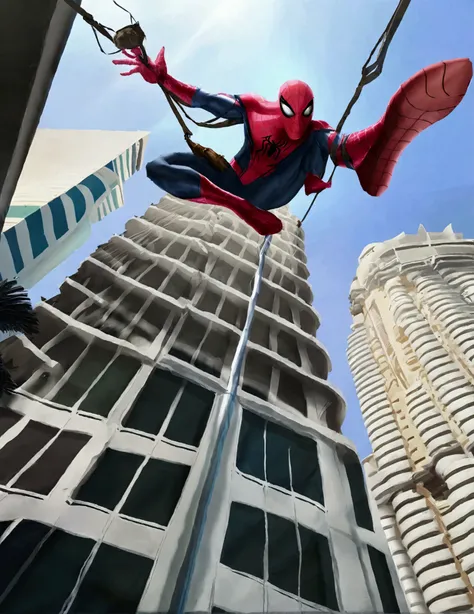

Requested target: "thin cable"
[{"left": 299, "top": 0, "right": 411, "bottom": 227}]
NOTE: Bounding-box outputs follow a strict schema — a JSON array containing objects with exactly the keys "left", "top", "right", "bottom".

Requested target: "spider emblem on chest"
[{"left": 255, "top": 135, "right": 288, "bottom": 160}]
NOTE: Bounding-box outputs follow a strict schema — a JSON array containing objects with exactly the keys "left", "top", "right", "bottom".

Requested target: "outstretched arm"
[{"left": 113, "top": 48, "right": 244, "bottom": 122}]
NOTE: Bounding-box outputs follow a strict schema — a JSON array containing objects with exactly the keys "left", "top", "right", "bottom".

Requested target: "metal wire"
[
  {"left": 170, "top": 234, "right": 272, "bottom": 613},
  {"left": 299, "top": 0, "right": 411, "bottom": 226}
]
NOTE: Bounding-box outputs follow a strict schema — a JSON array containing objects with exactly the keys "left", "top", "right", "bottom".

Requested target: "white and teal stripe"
[{"left": 0, "top": 139, "right": 144, "bottom": 283}]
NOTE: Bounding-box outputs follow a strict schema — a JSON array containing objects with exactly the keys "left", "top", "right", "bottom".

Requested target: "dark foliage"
[
  {"left": 0, "top": 280, "right": 39, "bottom": 395},
  {"left": 0, "top": 355, "right": 16, "bottom": 395},
  {"left": 0, "top": 280, "right": 39, "bottom": 337}
]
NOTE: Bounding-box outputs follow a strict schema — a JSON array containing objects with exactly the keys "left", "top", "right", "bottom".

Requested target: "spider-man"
[{"left": 114, "top": 49, "right": 472, "bottom": 235}]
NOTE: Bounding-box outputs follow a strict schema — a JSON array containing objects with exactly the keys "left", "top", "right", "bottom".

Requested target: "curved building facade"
[
  {"left": 348, "top": 224, "right": 474, "bottom": 613},
  {"left": 0, "top": 197, "right": 404, "bottom": 612}
]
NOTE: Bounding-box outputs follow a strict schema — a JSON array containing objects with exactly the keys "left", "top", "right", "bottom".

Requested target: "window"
[
  {"left": 162, "top": 270, "right": 192, "bottom": 301},
  {"left": 0, "top": 420, "right": 57, "bottom": 485},
  {"left": 236, "top": 411, "right": 265, "bottom": 482},
  {"left": 74, "top": 449, "right": 190, "bottom": 526},
  {"left": 69, "top": 543, "right": 153, "bottom": 613},
  {"left": 368, "top": 546, "right": 400, "bottom": 613},
  {"left": 277, "top": 330, "right": 301, "bottom": 366},
  {"left": 0, "top": 527, "right": 94, "bottom": 612},
  {"left": 123, "top": 370, "right": 214, "bottom": 446},
  {"left": 219, "top": 298, "right": 244, "bottom": 328},
  {"left": 210, "top": 260, "right": 233, "bottom": 285},
  {"left": 169, "top": 316, "right": 207, "bottom": 364},
  {"left": 249, "top": 317, "right": 270, "bottom": 348},
  {"left": 236, "top": 410, "right": 324, "bottom": 506},
  {"left": 79, "top": 353, "right": 139, "bottom": 417},
  {"left": 164, "top": 382, "right": 214, "bottom": 447},
  {"left": 299, "top": 524, "right": 338, "bottom": 608},
  {"left": 220, "top": 502, "right": 265, "bottom": 579},
  {"left": 242, "top": 350, "right": 271, "bottom": 401},
  {"left": 46, "top": 334, "right": 88, "bottom": 373},
  {"left": 123, "top": 369, "right": 182, "bottom": 435},
  {"left": 13, "top": 430, "right": 90, "bottom": 495},
  {"left": 266, "top": 422, "right": 324, "bottom": 504},
  {"left": 342, "top": 449, "right": 374, "bottom": 531},
  {"left": 195, "top": 327, "right": 233, "bottom": 378},
  {"left": 277, "top": 369, "right": 307, "bottom": 415},
  {"left": 0, "top": 407, "right": 21, "bottom": 437},
  {"left": 197, "top": 288, "right": 221, "bottom": 316},
  {"left": 267, "top": 513, "right": 299, "bottom": 595},
  {"left": 220, "top": 503, "right": 337, "bottom": 608},
  {"left": 52, "top": 342, "right": 115, "bottom": 407},
  {"left": 0, "top": 523, "right": 152, "bottom": 614},
  {"left": 278, "top": 298, "right": 293, "bottom": 322},
  {"left": 121, "top": 459, "right": 190, "bottom": 526},
  {"left": 74, "top": 449, "right": 142, "bottom": 510},
  {"left": 0, "top": 520, "right": 51, "bottom": 599}
]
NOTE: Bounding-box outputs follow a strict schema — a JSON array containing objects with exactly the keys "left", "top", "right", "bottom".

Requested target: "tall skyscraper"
[
  {"left": 348, "top": 225, "right": 474, "bottom": 613},
  {"left": 0, "top": 129, "right": 148, "bottom": 288},
  {"left": 0, "top": 196, "right": 405, "bottom": 613}
]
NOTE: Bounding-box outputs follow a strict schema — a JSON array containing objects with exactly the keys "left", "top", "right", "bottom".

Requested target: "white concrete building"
[
  {"left": 348, "top": 225, "right": 474, "bottom": 613},
  {"left": 0, "top": 129, "right": 148, "bottom": 288},
  {"left": 0, "top": 196, "right": 405, "bottom": 612}
]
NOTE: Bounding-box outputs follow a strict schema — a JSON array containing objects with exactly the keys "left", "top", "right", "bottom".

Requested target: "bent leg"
[{"left": 146, "top": 152, "right": 282, "bottom": 235}]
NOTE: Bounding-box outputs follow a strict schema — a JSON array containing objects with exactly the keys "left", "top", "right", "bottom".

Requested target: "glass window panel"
[
  {"left": 0, "top": 529, "right": 94, "bottom": 612},
  {"left": 0, "top": 407, "right": 22, "bottom": 437},
  {"left": 121, "top": 459, "right": 190, "bottom": 526},
  {"left": 299, "top": 525, "right": 338, "bottom": 609},
  {"left": 220, "top": 502, "right": 265, "bottom": 580},
  {"left": 74, "top": 449, "right": 142, "bottom": 510},
  {"left": 52, "top": 343, "right": 115, "bottom": 407},
  {"left": 368, "top": 546, "right": 400, "bottom": 614},
  {"left": 123, "top": 369, "right": 182, "bottom": 435},
  {"left": 0, "top": 521, "right": 51, "bottom": 599},
  {"left": 69, "top": 543, "right": 153, "bottom": 614},
  {"left": 267, "top": 513, "right": 299, "bottom": 596},
  {"left": 79, "top": 354, "right": 139, "bottom": 417},
  {"left": 0, "top": 421, "right": 57, "bottom": 485},
  {"left": 14, "top": 431, "right": 90, "bottom": 495},
  {"left": 236, "top": 410, "right": 265, "bottom": 481},
  {"left": 343, "top": 450, "right": 374, "bottom": 531},
  {"left": 164, "top": 382, "right": 214, "bottom": 447}
]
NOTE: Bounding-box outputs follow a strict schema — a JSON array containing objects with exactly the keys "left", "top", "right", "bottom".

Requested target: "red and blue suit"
[{"left": 114, "top": 49, "right": 472, "bottom": 235}]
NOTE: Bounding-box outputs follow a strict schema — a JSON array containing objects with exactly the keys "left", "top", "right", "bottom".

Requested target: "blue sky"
[{"left": 34, "top": 0, "right": 474, "bottom": 458}]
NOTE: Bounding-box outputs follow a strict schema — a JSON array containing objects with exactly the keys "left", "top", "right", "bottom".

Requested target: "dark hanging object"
[
  {"left": 62, "top": 0, "right": 232, "bottom": 171},
  {"left": 113, "top": 23, "right": 146, "bottom": 50}
]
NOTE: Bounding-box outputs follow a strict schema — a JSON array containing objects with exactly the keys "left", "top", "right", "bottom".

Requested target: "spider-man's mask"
[{"left": 278, "top": 80, "right": 314, "bottom": 140}]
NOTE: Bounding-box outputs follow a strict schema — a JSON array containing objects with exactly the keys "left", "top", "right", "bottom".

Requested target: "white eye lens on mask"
[
  {"left": 303, "top": 102, "right": 313, "bottom": 117},
  {"left": 280, "top": 98, "right": 295, "bottom": 118}
]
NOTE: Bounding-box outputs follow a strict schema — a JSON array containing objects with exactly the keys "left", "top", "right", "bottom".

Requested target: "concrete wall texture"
[
  {"left": 0, "top": 129, "right": 149, "bottom": 289},
  {"left": 0, "top": 196, "right": 405, "bottom": 612},
  {"left": 348, "top": 224, "right": 474, "bottom": 612}
]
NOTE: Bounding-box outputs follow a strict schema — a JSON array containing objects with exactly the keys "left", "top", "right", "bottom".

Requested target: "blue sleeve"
[
  {"left": 304, "top": 130, "right": 331, "bottom": 176},
  {"left": 190, "top": 89, "right": 244, "bottom": 122}
]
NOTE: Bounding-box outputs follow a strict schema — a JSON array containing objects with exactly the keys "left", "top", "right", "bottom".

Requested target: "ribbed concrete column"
[
  {"left": 347, "top": 324, "right": 412, "bottom": 503},
  {"left": 386, "top": 278, "right": 474, "bottom": 445},
  {"left": 405, "top": 382, "right": 459, "bottom": 457},
  {"left": 438, "top": 267, "right": 474, "bottom": 303},
  {"left": 392, "top": 489, "right": 473, "bottom": 612},
  {"left": 378, "top": 503, "right": 429, "bottom": 614},
  {"left": 412, "top": 268, "right": 474, "bottom": 365},
  {"left": 435, "top": 455, "right": 474, "bottom": 582}
]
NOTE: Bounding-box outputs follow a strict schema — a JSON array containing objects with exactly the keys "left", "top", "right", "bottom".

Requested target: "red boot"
[{"left": 190, "top": 176, "right": 282, "bottom": 236}]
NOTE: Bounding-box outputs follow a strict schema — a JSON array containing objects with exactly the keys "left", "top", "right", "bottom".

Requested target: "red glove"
[{"left": 112, "top": 47, "right": 167, "bottom": 84}]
